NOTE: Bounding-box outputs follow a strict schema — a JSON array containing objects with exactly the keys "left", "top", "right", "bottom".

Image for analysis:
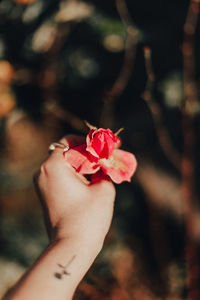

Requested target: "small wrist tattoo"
[{"left": 54, "top": 255, "right": 76, "bottom": 279}]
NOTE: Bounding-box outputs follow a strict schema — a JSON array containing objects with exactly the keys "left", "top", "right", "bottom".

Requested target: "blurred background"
[{"left": 0, "top": 0, "right": 200, "bottom": 299}]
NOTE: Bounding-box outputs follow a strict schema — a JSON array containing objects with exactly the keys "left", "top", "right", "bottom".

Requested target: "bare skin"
[{"left": 4, "top": 135, "right": 116, "bottom": 300}]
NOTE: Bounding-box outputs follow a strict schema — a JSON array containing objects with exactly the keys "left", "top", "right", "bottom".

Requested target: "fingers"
[
  {"left": 47, "top": 134, "right": 85, "bottom": 166},
  {"left": 90, "top": 171, "right": 116, "bottom": 198},
  {"left": 89, "top": 177, "right": 116, "bottom": 202},
  {"left": 38, "top": 134, "right": 90, "bottom": 186}
]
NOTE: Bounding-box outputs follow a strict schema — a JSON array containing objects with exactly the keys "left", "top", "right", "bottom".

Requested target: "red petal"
[
  {"left": 86, "top": 128, "right": 118, "bottom": 159},
  {"left": 86, "top": 129, "right": 99, "bottom": 158},
  {"left": 99, "top": 149, "right": 137, "bottom": 184},
  {"left": 64, "top": 144, "right": 100, "bottom": 174},
  {"left": 91, "top": 170, "right": 110, "bottom": 184}
]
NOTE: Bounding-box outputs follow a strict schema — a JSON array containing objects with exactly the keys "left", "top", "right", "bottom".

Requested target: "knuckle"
[
  {"left": 40, "top": 162, "right": 47, "bottom": 174},
  {"left": 39, "top": 161, "right": 51, "bottom": 177},
  {"left": 39, "top": 157, "right": 63, "bottom": 178}
]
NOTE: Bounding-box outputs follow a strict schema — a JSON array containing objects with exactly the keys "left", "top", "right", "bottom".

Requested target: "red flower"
[
  {"left": 86, "top": 128, "right": 120, "bottom": 159},
  {"left": 64, "top": 128, "right": 137, "bottom": 184}
]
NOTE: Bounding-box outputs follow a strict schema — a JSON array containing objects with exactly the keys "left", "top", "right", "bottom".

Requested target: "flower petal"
[
  {"left": 91, "top": 170, "right": 110, "bottom": 184},
  {"left": 86, "top": 128, "right": 120, "bottom": 159},
  {"left": 99, "top": 149, "right": 137, "bottom": 184},
  {"left": 64, "top": 144, "right": 100, "bottom": 174}
]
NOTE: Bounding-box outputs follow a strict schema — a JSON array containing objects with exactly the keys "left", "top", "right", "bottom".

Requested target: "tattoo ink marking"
[{"left": 54, "top": 255, "right": 76, "bottom": 279}]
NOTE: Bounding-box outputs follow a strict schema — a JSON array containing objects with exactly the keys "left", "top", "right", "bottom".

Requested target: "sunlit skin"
[
  {"left": 37, "top": 135, "right": 116, "bottom": 244},
  {"left": 4, "top": 135, "right": 116, "bottom": 300}
]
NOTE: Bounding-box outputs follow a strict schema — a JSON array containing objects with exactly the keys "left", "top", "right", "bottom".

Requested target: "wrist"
[
  {"left": 49, "top": 236, "right": 101, "bottom": 297},
  {"left": 51, "top": 221, "right": 105, "bottom": 256},
  {"left": 7, "top": 233, "right": 101, "bottom": 300},
  {"left": 51, "top": 231, "right": 103, "bottom": 259}
]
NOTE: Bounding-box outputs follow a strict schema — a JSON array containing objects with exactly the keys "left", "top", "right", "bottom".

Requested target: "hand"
[
  {"left": 4, "top": 135, "right": 116, "bottom": 300},
  {"left": 35, "top": 135, "right": 116, "bottom": 253}
]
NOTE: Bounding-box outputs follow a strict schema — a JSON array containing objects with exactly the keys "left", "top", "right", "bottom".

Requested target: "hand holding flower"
[{"left": 64, "top": 126, "right": 137, "bottom": 184}]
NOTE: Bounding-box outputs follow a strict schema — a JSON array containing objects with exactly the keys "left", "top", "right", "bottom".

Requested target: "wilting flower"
[{"left": 64, "top": 127, "right": 137, "bottom": 184}]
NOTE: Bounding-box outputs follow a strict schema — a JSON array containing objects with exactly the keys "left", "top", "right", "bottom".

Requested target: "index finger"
[
  {"left": 45, "top": 134, "right": 90, "bottom": 185},
  {"left": 48, "top": 134, "right": 85, "bottom": 162}
]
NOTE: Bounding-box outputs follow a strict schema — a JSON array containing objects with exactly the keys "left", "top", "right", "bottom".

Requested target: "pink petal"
[
  {"left": 90, "top": 133, "right": 114, "bottom": 159},
  {"left": 86, "top": 129, "right": 98, "bottom": 157},
  {"left": 99, "top": 149, "right": 137, "bottom": 184},
  {"left": 86, "top": 132, "right": 105, "bottom": 158},
  {"left": 64, "top": 144, "right": 100, "bottom": 174}
]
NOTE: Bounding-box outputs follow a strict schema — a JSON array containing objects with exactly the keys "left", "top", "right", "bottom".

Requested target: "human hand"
[
  {"left": 3, "top": 135, "right": 116, "bottom": 300},
  {"left": 35, "top": 135, "right": 116, "bottom": 253}
]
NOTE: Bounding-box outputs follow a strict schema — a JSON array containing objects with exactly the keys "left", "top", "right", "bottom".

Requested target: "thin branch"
[
  {"left": 45, "top": 100, "right": 87, "bottom": 133},
  {"left": 100, "top": 0, "right": 139, "bottom": 128},
  {"left": 181, "top": 1, "right": 200, "bottom": 299},
  {"left": 142, "top": 47, "right": 181, "bottom": 171}
]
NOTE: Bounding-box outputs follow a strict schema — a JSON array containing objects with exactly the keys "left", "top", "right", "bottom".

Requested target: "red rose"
[
  {"left": 64, "top": 127, "right": 137, "bottom": 184},
  {"left": 86, "top": 128, "right": 120, "bottom": 159}
]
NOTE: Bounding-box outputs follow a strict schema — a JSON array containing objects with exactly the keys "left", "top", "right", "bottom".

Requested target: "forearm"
[{"left": 5, "top": 236, "right": 100, "bottom": 300}]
